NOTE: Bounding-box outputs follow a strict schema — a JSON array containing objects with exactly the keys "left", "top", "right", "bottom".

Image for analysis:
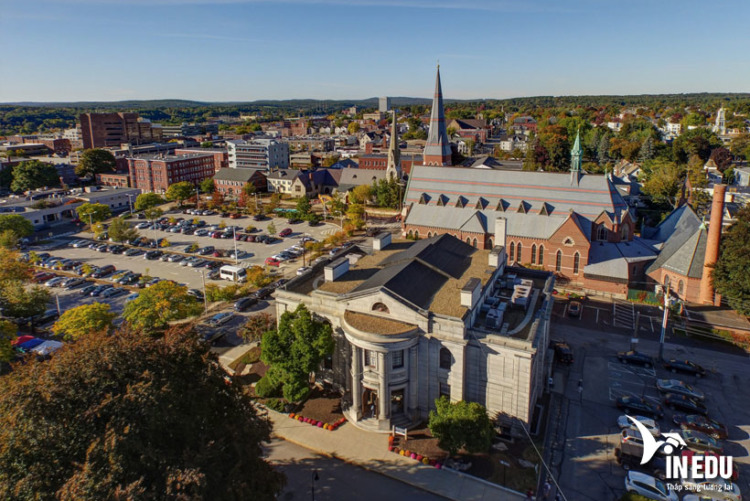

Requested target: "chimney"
[
  {"left": 488, "top": 246, "right": 506, "bottom": 269},
  {"left": 494, "top": 217, "right": 507, "bottom": 248},
  {"left": 460, "top": 278, "right": 481, "bottom": 309},
  {"left": 324, "top": 257, "right": 350, "bottom": 282},
  {"left": 699, "top": 184, "right": 726, "bottom": 305},
  {"left": 373, "top": 232, "right": 391, "bottom": 251}
]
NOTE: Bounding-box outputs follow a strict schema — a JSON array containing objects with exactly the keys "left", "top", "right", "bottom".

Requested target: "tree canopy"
[
  {"left": 200, "top": 177, "right": 215, "bottom": 194},
  {"left": 0, "top": 319, "right": 16, "bottom": 364},
  {"left": 0, "top": 214, "right": 33, "bottom": 238},
  {"left": 76, "top": 203, "right": 111, "bottom": 224},
  {"left": 165, "top": 181, "right": 195, "bottom": 206},
  {"left": 75, "top": 149, "right": 116, "bottom": 179},
  {"left": 259, "top": 304, "right": 333, "bottom": 402},
  {"left": 122, "top": 281, "right": 202, "bottom": 332},
  {"left": 52, "top": 303, "right": 116, "bottom": 341},
  {"left": 712, "top": 206, "right": 750, "bottom": 315},
  {"left": 107, "top": 216, "right": 138, "bottom": 243},
  {"left": 0, "top": 327, "right": 284, "bottom": 500},
  {"left": 134, "top": 192, "right": 165, "bottom": 211},
  {"left": 10, "top": 160, "right": 60, "bottom": 193},
  {"left": 428, "top": 396, "right": 494, "bottom": 457}
]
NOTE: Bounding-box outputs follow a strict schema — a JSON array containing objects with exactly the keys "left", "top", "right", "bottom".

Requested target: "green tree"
[
  {"left": 347, "top": 122, "right": 360, "bottom": 134},
  {"left": 0, "top": 328, "right": 284, "bottom": 500},
  {"left": 349, "top": 184, "right": 373, "bottom": 205},
  {"left": 374, "top": 178, "right": 401, "bottom": 209},
  {"left": 597, "top": 134, "right": 611, "bottom": 165},
  {"left": 10, "top": 160, "right": 60, "bottom": 192},
  {"left": 427, "top": 396, "right": 494, "bottom": 457},
  {"left": 134, "top": 192, "right": 165, "bottom": 211},
  {"left": 267, "top": 221, "right": 276, "bottom": 235},
  {"left": 143, "top": 206, "right": 163, "bottom": 222},
  {"left": 0, "top": 319, "right": 16, "bottom": 363},
  {"left": 0, "top": 281, "right": 50, "bottom": 320},
  {"left": 295, "top": 196, "right": 311, "bottom": 217},
  {"left": 673, "top": 128, "right": 722, "bottom": 163},
  {"left": 346, "top": 204, "right": 365, "bottom": 230},
  {"left": 200, "top": 177, "right": 216, "bottom": 195},
  {"left": 729, "top": 134, "right": 750, "bottom": 162},
  {"left": 200, "top": 141, "right": 214, "bottom": 148},
  {"left": 259, "top": 304, "right": 333, "bottom": 402},
  {"left": 709, "top": 147, "right": 733, "bottom": 172},
  {"left": 107, "top": 216, "right": 138, "bottom": 243},
  {"left": 52, "top": 303, "right": 116, "bottom": 341},
  {"left": 712, "top": 206, "right": 750, "bottom": 315},
  {"left": 75, "top": 149, "right": 117, "bottom": 179},
  {"left": 0, "top": 230, "right": 19, "bottom": 249},
  {"left": 0, "top": 214, "right": 33, "bottom": 239},
  {"left": 76, "top": 203, "right": 111, "bottom": 225},
  {"left": 122, "top": 281, "right": 202, "bottom": 332},
  {"left": 165, "top": 181, "right": 195, "bottom": 207},
  {"left": 638, "top": 137, "right": 655, "bottom": 163},
  {"left": 640, "top": 160, "right": 684, "bottom": 208}
]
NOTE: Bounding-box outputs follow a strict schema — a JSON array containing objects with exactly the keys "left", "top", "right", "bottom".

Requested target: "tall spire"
[
  {"left": 570, "top": 128, "right": 582, "bottom": 185},
  {"left": 423, "top": 65, "right": 452, "bottom": 166},
  {"left": 386, "top": 111, "right": 401, "bottom": 180}
]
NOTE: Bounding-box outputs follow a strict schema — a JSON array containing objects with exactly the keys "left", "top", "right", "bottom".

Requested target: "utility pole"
[
  {"left": 200, "top": 270, "right": 208, "bottom": 312},
  {"left": 631, "top": 311, "right": 640, "bottom": 351},
  {"left": 127, "top": 194, "right": 134, "bottom": 215},
  {"left": 232, "top": 226, "right": 239, "bottom": 265},
  {"left": 659, "top": 286, "right": 670, "bottom": 361},
  {"left": 55, "top": 293, "right": 61, "bottom": 316}
]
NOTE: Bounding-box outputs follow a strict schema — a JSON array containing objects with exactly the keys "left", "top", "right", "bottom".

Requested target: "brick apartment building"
[
  {"left": 126, "top": 153, "right": 215, "bottom": 193},
  {"left": 96, "top": 173, "right": 130, "bottom": 188},
  {"left": 175, "top": 148, "right": 228, "bottom": 173},
  {"left": 80, "top": 112, "right": 163, "bottom": 149}
]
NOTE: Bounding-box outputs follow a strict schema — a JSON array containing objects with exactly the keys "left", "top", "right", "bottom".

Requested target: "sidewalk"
[{"left": 266, "top": 408, "right": 526, "bottom": 501}]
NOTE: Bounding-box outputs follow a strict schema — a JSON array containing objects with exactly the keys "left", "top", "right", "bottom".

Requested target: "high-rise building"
[
  {"left": 422, "top": 66, "right": 452, "bottom": 166},
  {"left": 378, "top": 96, "right": 391, "bottom": 113},
  {"left": 226, "top": 138, "right": 289, "bottom": 170},
  {"left": 80, "top": 112, "right": 163, "bottom": 149}
]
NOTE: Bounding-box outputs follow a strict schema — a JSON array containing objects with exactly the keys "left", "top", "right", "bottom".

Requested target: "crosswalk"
[{"left": 612, "top": 298, "right": 635, "bottom": 328}]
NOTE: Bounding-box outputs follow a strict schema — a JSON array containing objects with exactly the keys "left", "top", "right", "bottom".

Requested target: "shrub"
[
  {"left": 264, "top": 398, "right": 285, "bottom": 412},
  {"left": 255, "top": 375, "right": 282, "bottom": 398}
]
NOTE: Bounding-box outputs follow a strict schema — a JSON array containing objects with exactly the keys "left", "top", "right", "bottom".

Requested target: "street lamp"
[
  {"left": 232, "top": 226, "right": 239, "bottom": 266},
  {"left": 658, "top": 285, "right": 672, "bottom": 361},
  {"left": 199, "top": 269, "right": 208, "bottom": 312}
]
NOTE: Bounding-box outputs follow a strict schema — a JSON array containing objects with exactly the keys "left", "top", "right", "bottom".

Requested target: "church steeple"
[
  {"left": 386, "top": 111, "right": 401, "bottom": 180},
  {"left": 423, "top": 65, "right": 452, "bottom": 166},
  {"left": 570, "top": 128, "right": 582, "bottom": 185}
]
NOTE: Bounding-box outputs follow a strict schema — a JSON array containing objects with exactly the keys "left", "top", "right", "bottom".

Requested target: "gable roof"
[
  {"left": 267, "top": 169, "right": 301, "bottom": 180},
  {"left": 405, "top": 165, "right": 628, "bottom": 223},
  {"left": 213, "top": 168, "right": 266, "bottom": 183},
  {"left": 645, "top": 205, "right": 707, "bottom": 278}
]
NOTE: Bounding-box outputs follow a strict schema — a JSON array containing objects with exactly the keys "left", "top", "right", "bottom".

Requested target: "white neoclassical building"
[{"left": 274, "top": 233, "right": 555, "bottom": 435}]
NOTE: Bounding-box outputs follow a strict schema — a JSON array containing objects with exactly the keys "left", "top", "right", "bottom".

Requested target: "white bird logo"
[{"left": 627, "top": 415, "right": 686, "bottom": 464}]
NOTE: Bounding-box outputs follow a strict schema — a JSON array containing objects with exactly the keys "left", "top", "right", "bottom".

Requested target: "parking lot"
[
  {"left": 47, "top": 213, "right": 342, "bottom": 290},
  {"left": 549, "top": 322, "right": 750, "bottom": 500}
]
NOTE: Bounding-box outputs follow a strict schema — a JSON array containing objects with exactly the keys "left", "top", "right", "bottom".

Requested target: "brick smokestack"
[{"left": 699, "top": 184, "right": 726, "bottom": 305}]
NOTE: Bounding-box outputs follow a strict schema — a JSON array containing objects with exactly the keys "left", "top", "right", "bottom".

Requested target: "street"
[{"left": 265, "top": 438, "right": 447, "bottom": 501}]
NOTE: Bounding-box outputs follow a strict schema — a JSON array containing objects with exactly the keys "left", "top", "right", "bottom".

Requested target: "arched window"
[
  {"left": 372, "top": 302, "right": 390, "bottom": 313},
  {"left": 472, "top": 238, "right": 478, "bottom": 248},
  {"left": 427, "top": 232, "right": 433, "bottom": 238},
  {"left": 664, "top": 275, "right": 670, "bottom": 289},
  {"left": 407, "top": 230, "right": 413, "bottom": 238},
  {"left": 531, "top": 244, "right": 537, "bottom": 265},
  {"left": 414, "top": 230, "right": 419, "bottom": 239},
  {"left": 573, "top": 252, "right": 580, "bottom": 275},
  {"left": 597, "top": 225, "right": 609, "bottom": 241},
  {"left": 678, "top": 280, "right": 684, "bottom": 296},
  {"left": 466, "top": 237, "right": 471, "bottom": 245},
  {"left": 538, "top": 245, "right": 544, "bottom": 266},
  {"left": 439, "top": 348, "right": 451, "bottom": 370},
  {"left": 509, "top": 242, "right": 515, "bottom": 262},
  {"left": 621, "top": 225, "right": 630, "bottom": 241},
  {"left": 516, "top": 242, "right": 522, "bottom": 262},
  {"left": 555, "top": 250, "right": 562, "bottom": 272},
  {"left": 488, "top": 238, "right": 493, "bottom": 248}
]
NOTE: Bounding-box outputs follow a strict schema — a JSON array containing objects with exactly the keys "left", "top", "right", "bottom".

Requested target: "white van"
[{"left": 219, "top": 265, "right": 247, "bottom": 283}]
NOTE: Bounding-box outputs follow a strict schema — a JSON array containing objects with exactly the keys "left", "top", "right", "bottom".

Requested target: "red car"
[
  {"left": 279, "top": 228, "right": 292, "bottom": 237},
  {"left": 32, "top": 272, "right": 56, "bottom": 283},
  {"left": 265, "top": 257, "right": 280, "bottom": 267},
  {"left": 212, "top": 250, "right": 223, "bottom": 258},
  {"left": 230, "top": 213, "right": 242, "bottom": 219}
]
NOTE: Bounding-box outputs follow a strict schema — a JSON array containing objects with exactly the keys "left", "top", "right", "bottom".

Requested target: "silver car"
[{"left": 655, "top": 379, "right": 704, "bottom": 401}]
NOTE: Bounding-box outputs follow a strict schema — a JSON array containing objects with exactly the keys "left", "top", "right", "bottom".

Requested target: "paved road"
[{"left": 265, "top": 438, "right": 447, "bottom": 501}]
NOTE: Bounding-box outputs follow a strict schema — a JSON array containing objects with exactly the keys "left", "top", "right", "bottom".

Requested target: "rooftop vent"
[
  {"left": 373, "top": 232, "right": 391, "bottom": 251},
  {"left": 324, "top": 257, "right": 350, "bottom": 282}
]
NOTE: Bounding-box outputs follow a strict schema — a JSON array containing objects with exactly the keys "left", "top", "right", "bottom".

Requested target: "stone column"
[
  {"left": 351, "top": 347, "right": 361, "bottom": 420},
  {"left": 378, "top": 351, "right": 388, "bottom": 421}
]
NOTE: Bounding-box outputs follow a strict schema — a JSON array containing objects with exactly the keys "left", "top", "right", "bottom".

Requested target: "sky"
[{"left": 1, "top": 0, "right": 749, "bottom": 103}]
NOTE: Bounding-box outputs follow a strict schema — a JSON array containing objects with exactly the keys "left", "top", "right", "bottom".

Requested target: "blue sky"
[{"left": 2, "top": 0, "right": 749, "bottom": 102}]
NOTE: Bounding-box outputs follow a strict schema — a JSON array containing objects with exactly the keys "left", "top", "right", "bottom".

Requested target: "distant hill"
[{"left": 1, "top": 97, "right": 437, "bottom": 108}]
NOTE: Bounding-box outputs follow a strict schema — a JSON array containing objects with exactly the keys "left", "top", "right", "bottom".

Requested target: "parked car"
[
  {"left": 624, "top": 471, "right": 677, "bottom": 501},
  {"left": 92, "top": 265, "right": 116, "bottom": 278},
  {"left": 672, "top": 414, "right": 728, "bottom": 439},
  {"left": 32, "top": 272, "right": 56, "bottom": 284},
  {"left": 30, "top": 309, "right": 60, "bottom": 326},
  {"left": 124, "top": 248, "right": 142, "bottom": 257},
  {"left": 279, "top": 228, "right": 292, "bottom": 237},
  {"left": 616, "top": 415, "right": 660, "bottom": 436},
  {"left": 673, "top": 429, "right": 723, "bottom": 454},
  {"left": 80, "top": 285, "right": 98, "bottom": 296},
  {"left": 160, "top": 253, "right": 173, "bottom": 262},
  {"left": 144, "top": 250, "right": 163, "bottom": 260},
  {"left": 655, "top": 379, "right": 704, "bottom": 401},
  {"left": 552, "top": 341, "right": 574, "bottom": 365},
  {"left": 198, "top": 246, "right": 215, "bottom": 255},
  {"left": 616, "top": 396, "right": 664, "bottom": 419},
  {"left": 71, "top": 240, "right": 90, "bottom": 248},
  {"left": 101, "top": 287, "right": 127, "bottom": 298},
  {"left": 252, "top": 287, "right": 273, "bottom": 300},
  {"left": 617, "top": 351, "right": 655, "bottom": 368},
  {"left": 187, "top": 289, "right": 204, "bottom": 300},
  {"left": 680, "top": 476, "right": 741, "bottom": 501},
  {"left": 62, "top": 277, "right": 85, "bottom": 289},
  {"left": 568, "top": 300, "right": 582, "bottom": 317},
  {"left": 167, "top": 254, "right": 184, "bottom": 263},
  {"left": 615, "top": 447, "right": 667, "bottom": 480},
  {"left": 188, "top": 259, "right": 207, "bottom": 268},
  {"left": 90, "top": 285, "right": 114, "bottom": 297},
  {"left": 206, "top": 312, "right": 234, "bottom": 327},
  {"left": 234, "top": 297, "right": 258, "bottom": 311},
  {"left": 662, "top": 393, "right": 708, "bottom": 416},
  {"left": 296, "top": 266, "right": 311, "bottom": 276},
  {"left": 663, "top": 359, "right": 706, "bottom": 378},
  {"left": 44, "top": 276, "right": 67, "bottom": 288},
  {"left": 125, "top": 292, "right": 140, "bottom": 302},
  {"left": 265, "top": 257, "right": 280, "bottom": 267}
]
